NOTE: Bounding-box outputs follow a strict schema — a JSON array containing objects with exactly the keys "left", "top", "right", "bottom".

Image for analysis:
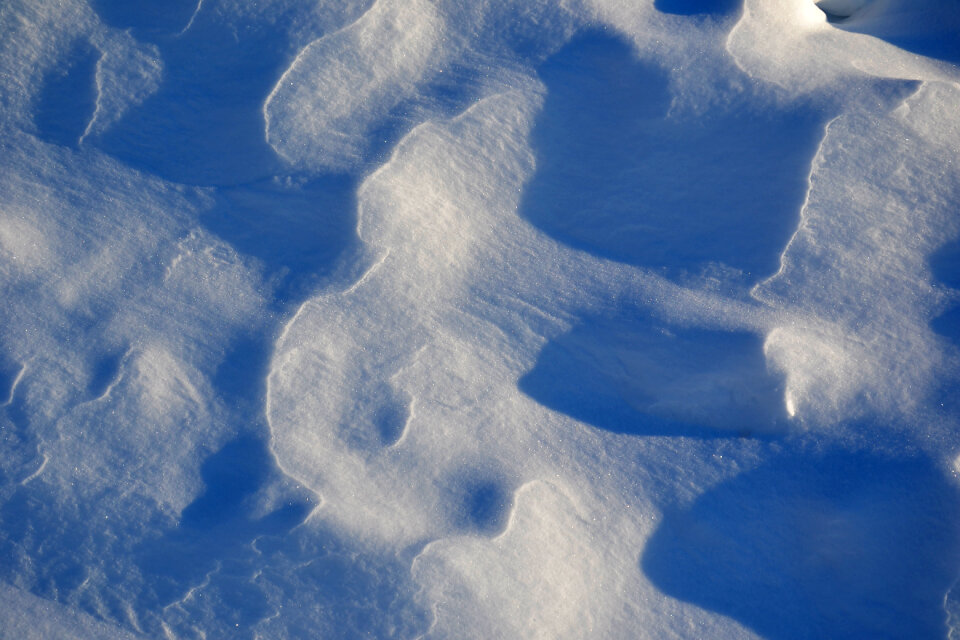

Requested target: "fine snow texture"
[{"left": 1, "top": 0, "right": 960, "bottom": 639}]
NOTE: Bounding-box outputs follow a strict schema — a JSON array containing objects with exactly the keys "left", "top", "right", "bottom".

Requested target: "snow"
[{"left": 1, "top": 0, "right": 959, "bottom": 638}]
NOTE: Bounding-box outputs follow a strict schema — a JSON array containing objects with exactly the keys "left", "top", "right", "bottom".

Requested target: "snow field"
[{"left": 0, "top": 0, "right": 958, "bottom": 637}]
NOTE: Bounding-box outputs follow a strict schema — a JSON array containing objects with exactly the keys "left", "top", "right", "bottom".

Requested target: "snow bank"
[{"left": 1, "top": 0, "right": 959, "bottom": 637}]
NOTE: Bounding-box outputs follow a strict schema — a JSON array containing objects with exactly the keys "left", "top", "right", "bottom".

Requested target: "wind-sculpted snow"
[
  {"left": 264, "top": 0, "right": 448, "bottom": 171},
  {"left": 2, "top": 0, "right": 960, "bottom": 638},
  {"left": 726, "top": 0, "right": 960, "bottom": 91},
  {"left": 643, "top": 448, "right": 960, "bottom": 639},
  {"left": 758, "top": 82, "right": 960, "bottom": 429}
]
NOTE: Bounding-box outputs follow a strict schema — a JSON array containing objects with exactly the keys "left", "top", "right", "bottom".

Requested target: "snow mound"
[{"left": 1, "top": 0, "right": 960, "bottom": 637}]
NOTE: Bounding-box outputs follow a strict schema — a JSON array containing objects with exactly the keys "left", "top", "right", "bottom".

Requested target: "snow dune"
[{"left": 1, "top": 0, "right": 959, "bottom": 638}]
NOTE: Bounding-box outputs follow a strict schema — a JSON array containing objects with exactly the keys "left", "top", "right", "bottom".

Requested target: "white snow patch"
[{"left": 265, "top": 0, "right": 446, "bottom": 170}]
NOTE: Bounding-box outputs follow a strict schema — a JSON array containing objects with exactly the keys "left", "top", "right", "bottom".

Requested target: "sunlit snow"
[{"left": 1, "top": 0, "right": 959, "bottom": 638}]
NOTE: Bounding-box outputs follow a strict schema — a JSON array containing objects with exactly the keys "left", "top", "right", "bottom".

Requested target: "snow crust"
[{"left": 2, "top": 0, "right": 960, "bottom": 638}]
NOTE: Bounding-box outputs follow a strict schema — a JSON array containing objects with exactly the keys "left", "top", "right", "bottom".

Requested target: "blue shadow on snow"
[
  {"left": 204, "top": 175, "right": 359, "bottom": 304},
  {"left": 33, "top": 39, "right": 99, "bottom": 148},
  {"left": 642, "top": 447, "right": 960, "bottom": 639},
  {"left": 90, "top": 5, "right": 363, "bottom": 304},
  {"left": 94, "top": 8, "right": 291, "bottom": 186},
  {"left": 827, "top": 1, "right": 960, "bottom": 65},
  {"left": 519, "top": 312, "right": 788, "bottom": 438},
  {"left": 654, "top": 0, "right": 741, "bottom": 17},
  {"left": 88, "top": 0, "right": 199, "bottom": 38},
  {"left": 931, "top": 239, "right": 960, "bottom": 345},
  {"left": 136, "top": 434, "right": 313, "bottom": 606},
  {"left": 519, "top": 30, "right": 825, "bottom": 283}
]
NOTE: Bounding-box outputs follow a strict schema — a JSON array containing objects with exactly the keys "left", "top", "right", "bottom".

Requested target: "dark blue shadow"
[
  {"left": 444, "top": 470, "right": 514, "bottom": 536},
  {"left": 463, "top": 482, "right": 510, "bottom": 533},
  {"left": 137, "top": 434, "right": 313, "bottom": 604},
  {"left": 932, "top": 306, "right": 960, "bottom": 346},
  {"left": 519, "top": 312, "right": 787, "bottom": 438},
  {"left": 520, "top": 30, "right": 824, "bottom": 282},
  {"left": 370, "top": 387, "right": 410, "bottom": 447},
  {"left": 655, "top": 0, "right": 741, "bottom": 17},
  {"left": 642, "top": 448, "right": 960, "bottom": 639},
  {"left": 86, "top": 348, "right": 126, "bottom": 398},
  {"left": 206, "top": 176, "right": 359, "bottom": 304},
  {"left": 33, "top": 40, "right": 99, "bottom": 148},
  {"left": 94, "top": 11, "right": 290, "bottom": 186},
  {"left": 831, "top": 2, "right": 960, "bottom": 65},
  {"left": 932, "top": 239, "right": 960, "bottom": 290},
  {"left": 930, "top": 238, "right": 960, "bottom": 344},
  {"left": 210, "top": 333, "right": 273, "bottom": 413},
  {"left": 89, "top": 0, "right": 199, "bottom": 38},
  {"left": 178, "top": 435, "right": 278, "bottom": 530}
]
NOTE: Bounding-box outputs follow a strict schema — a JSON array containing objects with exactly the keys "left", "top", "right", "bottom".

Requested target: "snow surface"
[{"left": 1, "top": 0, "right": 959, "bottom": 638}]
